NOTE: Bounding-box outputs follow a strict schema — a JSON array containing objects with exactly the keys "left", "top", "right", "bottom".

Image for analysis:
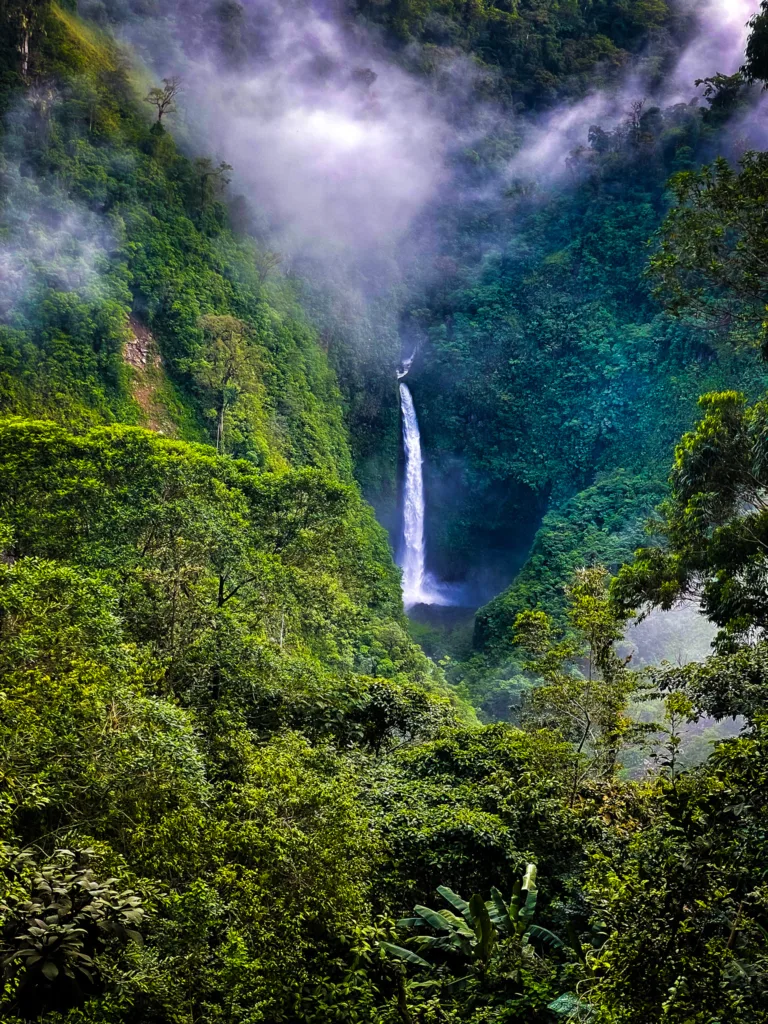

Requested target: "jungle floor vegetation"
[{"left": 1, "top": 2, "right": 768, "bottom": 1023}]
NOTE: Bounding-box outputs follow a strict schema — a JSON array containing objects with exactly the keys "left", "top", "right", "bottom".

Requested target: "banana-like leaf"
[
  {"left": 443, "top": 974, "right": 473, "bottom": 992},
  {"left": 487, "top": 887, "right": 512, "bottom": 934},
  {"left": 522, "top": 863, "right": 538, "bottom": 893},
  {"left": 397, "top": 917, "right": 424, "bottom": 929},
  {"left": 509, "top": 878, "right": 522, "bottom": 923},
  {"left": 437, "top": 909, "right": 474, "bottom": 935},
  {"left": 528, "top": 924, "right": 566, "bottom": 952},
  {"left": 449, "top": 932, "right": 474, "bottom": 955},
  {"left": 520, "top": 887, "right": 538, "bottom": 926},
  {"left": 469, "top": 894, "right": 494, "bottom": 961},
  {"left": 417, "top": 931, "right": 473, "bottom": 956},
  {"left": 414, "top": 905, "right": 454, "bottom": 933},
  {"left": 379, "top": 941, "right": 431, "bottom": 968},
  {"left": 437, "top": 885, "right": 474, "bottom": 928},
  {"left": 414, "top": 935, "right": 449, "bottom": 949}
]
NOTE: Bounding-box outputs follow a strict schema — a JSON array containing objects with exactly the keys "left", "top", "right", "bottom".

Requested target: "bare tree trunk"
[
  {"left": 396, "top": 972, "right": 413, "bottom": 1024},
  {"left": 21, "top": 24, "right": 30, "bottom": 81},
  {"left": 217, "top": 398, "right": 225, "bottom": 453},
  {"left": 570, "top": 712, "right": 591, "bottom": 806}
]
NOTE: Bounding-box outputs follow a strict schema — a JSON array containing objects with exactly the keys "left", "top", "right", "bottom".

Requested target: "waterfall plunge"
[
  {"left": 398, "top": 380, "right": 452, "bottom": 609},
  {"left": 399, "top": 381, "right": 426, "bottom": 606}
]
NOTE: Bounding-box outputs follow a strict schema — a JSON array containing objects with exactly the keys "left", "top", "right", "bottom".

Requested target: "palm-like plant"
[{"left": 381, "top": 863, "right": 566, "bottom": 970}]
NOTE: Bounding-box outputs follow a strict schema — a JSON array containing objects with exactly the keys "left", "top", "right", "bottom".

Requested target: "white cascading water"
[{"left": 399, "top": 380, "right": 426, "bottom": 607}]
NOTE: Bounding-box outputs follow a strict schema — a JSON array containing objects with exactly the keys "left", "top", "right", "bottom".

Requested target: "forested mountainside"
[
  {"left": 2, "top": 1, "right": 768, "bottom": 1023},
  {"left": 396, "top": 21, "right": 768, "bottom": 602}
]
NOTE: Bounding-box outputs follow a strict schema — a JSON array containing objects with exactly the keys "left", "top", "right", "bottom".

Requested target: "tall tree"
[
  {"left": 144, "top": 76, "right": 180, "bottom": 123},
  {"left": 744, "top": 0, "right": 768, "bottom": 85},
  {"left": 191, "top": 314, "right": 257, "bottom": 453},
  {"left": 514, "top": 566, "right": 638, "bottom": 795},
  {"left": 649, "top": 154, "right": 768, "bottom": 348},
  {"left": 1, "top": 0, "right": 49, "bottom": 80},
  {"left": 613, "top": 390, "right": 768, "bottom": 650}
]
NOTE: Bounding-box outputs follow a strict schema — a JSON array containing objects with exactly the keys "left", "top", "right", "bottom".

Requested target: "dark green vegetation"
[
  {"left": 1, "top": 1, "right": 768, "bottom": 1022},
  {"left": 332, "top": 0, "right": 766, "bottom": 604},
  {"left": 381, "top": 26, "right": 768, "bottom": 719},
  {"left": 352, "top": 0, "right": 675, "bottom": 103},
  {"left": 412, "top": 84, "right": 767, "bottom": 634},
  {"left": 284, "top": 5, "right": 768, "bottom": 638}
]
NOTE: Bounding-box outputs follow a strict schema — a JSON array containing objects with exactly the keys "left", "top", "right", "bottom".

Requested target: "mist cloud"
[
  {"left": 668, "top": 0, "right": 756, "bottom": 102},
  {"left": 0, "top": 92, "right": 117, "bottom": 320},
  {"left": 504, "top": 0, "right": 761, "bottom": 185},
  {"left": 96, "top": 0, "right": 764, "bottom": 305},
  {"left": 113, "top": 0, "right": 459, "bottom": 274},
  {"left": 64, "top": 0, "right": 766, "bottom": 386},
  {"left": 191, "top": 37, "right": 448, "bottom": 259},
  {"left": 625, "top": 601, "right": 717, "bottom": 668}
]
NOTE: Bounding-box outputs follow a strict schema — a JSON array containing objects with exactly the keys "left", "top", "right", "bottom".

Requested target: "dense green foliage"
[
  {"left": 613, "top": 388, "right": 768, "bottom": 651},
  {"left": 0, "top": 417, "right": 473, "bottom": 1020},
  {"left": 412, "top": 85, "right": 767, "bottom": 621},
  {"left": 1, "top": 2, "right": 768, "bottom": 1023},
  {"left": 475, "top": 471, "right": 665, "bottom": 658},
  {"left": 0, "top": 2, "right": 349, "bottom": 473},
  {"left": 351, "top": 0, "right": 676, "bottom": 104},
  {"left": 650, "top": 152, "right": 768, "bottom": 351}
]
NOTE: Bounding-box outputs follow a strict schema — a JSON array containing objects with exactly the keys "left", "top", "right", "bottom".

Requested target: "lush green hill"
[
  {"left": 401, "top": 61, "right": 768, "bottom": 646},
  {"left": 1, "top": 3, "right": 768, "bottom": 1023},
  {"left": 0, "top": 2, "right": 351, "bottom": 474},
  {"left": 321, "top": 1, "right": 768, "bottom": 628},
  {"left": 0, "top": 14, "right": 473, "bottom": 1016},
  {"left": 350, "top": 0, "right": 678, "bottom": 103}
]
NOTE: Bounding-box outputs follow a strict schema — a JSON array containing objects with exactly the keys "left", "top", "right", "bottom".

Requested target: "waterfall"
[
  {"left": 399, "top": 381, "right": 426, "bottom": 607},
  {"left": 397, "top": 363, "right": 456, "bottom": 609}
]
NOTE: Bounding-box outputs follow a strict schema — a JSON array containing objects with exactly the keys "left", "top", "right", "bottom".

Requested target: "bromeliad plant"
[{"left": 381, "top": 863, "right": 567, "bottom": 971}]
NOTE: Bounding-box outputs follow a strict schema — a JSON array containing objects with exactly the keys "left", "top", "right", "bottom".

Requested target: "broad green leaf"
[
  {"left": 522, "top": 862, "right": 537, "bottom": 894},
  {"left": 447, "top": 931, "right": 473, "bottom": 954},
  {"left": 529, "top": 924, "right": 566, "bottom": 951},
  {"left": 469, "top": 894, "right": 494, "bottom": 961},
  {"left": 437, "top": 909, "right": 474, "bottom": 935},
  {"left": 41, "top": 961, "right": 59, "bottom": 981},
  {"left": 548, "top": 992, "right": 593, "bottom": 1018},
  {"left": 379, "top": 941, "right": 431, "bottom": 968},
  {"left": 510, "top": 878, "right": 522, "bottom": 922},
  {"left": 437, "top": 885, "right": 473, "bottom": 927},
  {"left": 488, "top": 887, "right": 512, "bottom": 933},
  {"left": 443, "top": 974, "right": 473, "bottom": 991},
  {"left": 414, "top": 905, "right": 454, "bottom": 933},
  {"left": 520, "top": 888, "right": 538, "bottom": 926}
]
